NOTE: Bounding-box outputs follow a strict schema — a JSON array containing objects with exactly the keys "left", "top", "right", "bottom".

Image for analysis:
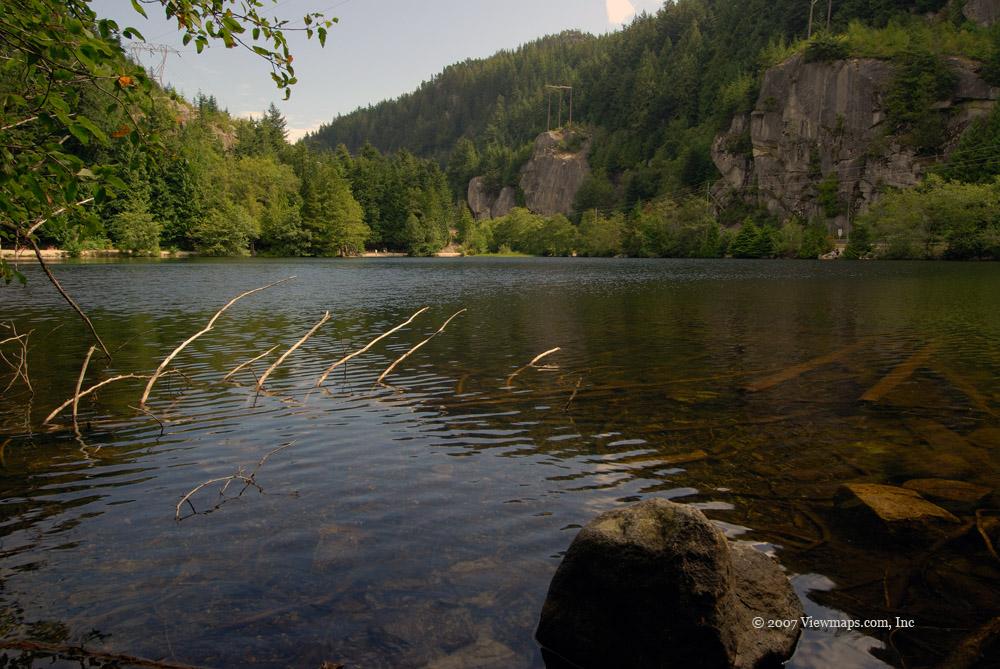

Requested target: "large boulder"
[
  {"left": 964, "top": 0, "right": 1000, "bottom": 26},
  {"left": 519, "top": 129, "right": 591, "bottom": 216},
  {"left": 536, "top": 499, "right": 802, "bottom": 669}
]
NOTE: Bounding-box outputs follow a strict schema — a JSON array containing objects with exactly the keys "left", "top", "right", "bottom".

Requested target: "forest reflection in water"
[{"left": 0, "top": 257, "right": 997, "bottom": 668}]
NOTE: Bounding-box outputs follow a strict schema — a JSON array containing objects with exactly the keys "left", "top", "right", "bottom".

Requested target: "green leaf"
[{"left": 130, "top": 0, "right": 148, "bottom": 19}]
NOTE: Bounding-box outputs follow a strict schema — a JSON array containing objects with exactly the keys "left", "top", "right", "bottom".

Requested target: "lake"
[{"left": 0, "top": 257, "right": 997, "bottom": 668}]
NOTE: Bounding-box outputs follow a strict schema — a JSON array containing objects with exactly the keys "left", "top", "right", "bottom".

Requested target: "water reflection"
[{"left": 0, "top": 258, "right": 997, "bottom": 667}]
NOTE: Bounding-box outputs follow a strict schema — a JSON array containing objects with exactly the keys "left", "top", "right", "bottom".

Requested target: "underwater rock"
[
  {"left": 902, "top": 479, "right": 991, "bottom": 507},
  {"left": 535, "top": 498, "right": 802, "bottom": 669},
  {"left": 838, "top": 483, "right": 961, "bottom": 532}
]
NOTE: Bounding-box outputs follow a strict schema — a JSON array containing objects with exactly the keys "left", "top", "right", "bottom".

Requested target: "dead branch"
[
  {"left": 223, "top": 345, "right": 279, "bottom": 381},
  {"left": 314, "top": 306, "right": 429, "bottom": 388},
  {"left": 72, "top": 345, "right": 96, "bottom": 434},
  {"left": 44, "top": 374, "right": 147, "bottom": 425},
  {"left": 0, "top": 639, "right": 205, "bottom": 669},
  {"left": 976, "top": 510, "right": 1000, "bottom": 563},
  {"left": 745, "top": 340, "right": 866, "bottom": 392},
  {"left": 937, "top": 616, "right": 1000, "bottom": 669},
  {"left": 861, "top": 342, "right": 939, "bottom": 403},
  {"left": 140, "top": 277, "right": 295, "bottom": 405},
  {"left": 506, "top": 347, "right": 561, "bottom": 387},
  {"left": 130, "top": 404, "right": 166, "bottom": 437},
  {"left": 376, "top": 309, "right": 466, "bottom": 386},
  {"left": 0, "top": 324, "right": 32, "bottom": 395},
  {"left": 562, "top": 376, "right": 583, "bottom": 411},
  {"left": 28, "top": 237, "right": 111, "bottom": 360},
  {"left": 256, "top": 312, "right": 331, "bottom": 392},
  {"left": 175, "top": 441, "right": 295, "bottom": 520}
]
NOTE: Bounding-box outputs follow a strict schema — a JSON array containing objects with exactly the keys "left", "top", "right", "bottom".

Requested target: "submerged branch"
[
  {"left": 44, "top": 374, "right": 147, "bottom": 425},
  {"left": 223, "top": 345, "right": 279, "bottom": 381},
  {"left": 376, "top": 309, "right": 466, "bottom": 386},
  {"left": 506, "top": 347, "right": 561, "bottom": 387},
  {"left": 256, "top": 312, "right": 331, "bottom": 392},
  {"left": 140, "top": 277, "right": 295, "bottom": 406},
  {"left": 71, "top": 345, "right": 96, "bottom": 435},
  {"left": 29, "top": 237, "right": 111, "bottom": 361},
  {"left": 175, "top": 441, "right": 296, "bottom": 520},
  {"left": 0, "top": 639, "right": 205, "bottom": 669},
  {"left": 314, "top": 306, "right": 429, "bottom": 388}
]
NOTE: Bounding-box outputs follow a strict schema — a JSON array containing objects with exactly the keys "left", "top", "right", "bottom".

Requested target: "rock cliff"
[
  {"left": 467, "top": 128, "right": 590, "bottom": 219},
  {"left": 964, "top": 0, "right": 1000, "bottom": 26},
  {"left": 712, "top": 53, "right": 998, "bottom": 229}
]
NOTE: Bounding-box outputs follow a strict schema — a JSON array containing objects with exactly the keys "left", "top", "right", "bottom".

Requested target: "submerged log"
[{"left": 860, "top": 342, "right": 938, "bottom": 403}]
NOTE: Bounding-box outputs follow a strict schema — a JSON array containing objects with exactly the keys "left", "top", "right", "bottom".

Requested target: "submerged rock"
[
  {"left": 536, "top": 499, "right": 802, "bottom": 669},
  {"left": 838, "top": 483, "right": 961, "bottom": 531},
  {"left": 902, "top": 479, "right": 991, "bottom": 506}
]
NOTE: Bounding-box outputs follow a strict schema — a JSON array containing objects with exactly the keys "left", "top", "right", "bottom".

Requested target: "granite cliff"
[
  {"left": 712, "top": 53, "right": 999, "bottom": 230},
  {"left": 467, "top": 128, "right": 590, "bottom": 220}
]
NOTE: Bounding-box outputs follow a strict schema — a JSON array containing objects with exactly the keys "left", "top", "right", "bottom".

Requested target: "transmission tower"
[{"left": 127, "top": 43, "right": 180, "bottom": 85}]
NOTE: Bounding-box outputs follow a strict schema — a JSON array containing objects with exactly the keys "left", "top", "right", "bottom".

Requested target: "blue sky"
[{"left": 92, "top": 0, "right": 663, "bottom": 140}]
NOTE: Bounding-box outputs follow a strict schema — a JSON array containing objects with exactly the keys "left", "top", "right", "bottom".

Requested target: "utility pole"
[
  {"left": 544, "top": 84, "right": 573, "bottom": 130},
  {"left": 807, "top": 0, "right": 820, "bottom": 38}
]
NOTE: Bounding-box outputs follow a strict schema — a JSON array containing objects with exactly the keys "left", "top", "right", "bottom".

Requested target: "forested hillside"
[{"left": 309, "top": 0, "right": 954, "bottom": 203}]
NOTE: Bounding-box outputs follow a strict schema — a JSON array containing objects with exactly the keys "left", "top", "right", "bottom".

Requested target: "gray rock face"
[
  {"left": 712, "top": 54, "right": 998, "bottom": 228},
  {"left": 536, "top": 499, "right": 802, "bottom": 669},
  {"left": 519, "top": 130, "right": 590, "bottom": 216},
  {"left": 467, "top": 176, "right": 495, "bottom": 221},
  {"left": 964, "top": 0, "right": 1000, "bottom": 26},
  {"left": 492, "top": 186, "right": 517, "bottom": 218}
]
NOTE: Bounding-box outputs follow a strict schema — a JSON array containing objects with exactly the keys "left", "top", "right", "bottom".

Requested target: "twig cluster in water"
[{"left": 175, "top": 441, "right": 296, "bottom": 521}]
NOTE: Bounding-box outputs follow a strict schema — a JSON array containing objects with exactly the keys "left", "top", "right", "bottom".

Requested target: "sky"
[{"left": 92, "top": 0, "right": 664, "bottom": 140}]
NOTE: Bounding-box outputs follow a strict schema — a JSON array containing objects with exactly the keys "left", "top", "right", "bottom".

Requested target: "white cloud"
[
  {"left": 606, "top": 0, "right": 636, "bottom": 25},
  {"left": 286, "top": 123, "right": 322, "bottom": 142}
]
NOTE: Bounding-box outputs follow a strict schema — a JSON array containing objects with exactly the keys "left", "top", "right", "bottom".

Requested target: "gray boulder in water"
[{"left": 536, "top": 499, "right": 802, "bottom": 668}]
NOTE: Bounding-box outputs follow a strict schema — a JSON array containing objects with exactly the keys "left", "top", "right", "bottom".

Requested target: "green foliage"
[
  {"left": 577, "top": 210, "right": 624, "bottom": 257},
  {"left": 110, "top": 211, "right": 160, "bottom": 255},
  {"left": 192, "top": 202, "right": 256, "bottom": 256},
  {"left": 884, "top": 48, "right": 958, "bottom": 153},
  {"left": 816, "top": 175, "right": 844, "bottom": 218},
  {"left": 936, "top": 101, "right": 1000, "bottom": 183},
  {"left": 857, "top": 175, "right": 1000, "bottom": 259},
  {"left": 730, "top": 218, "right": 779, "bottom": 258},
  {"left": 1, "top": 0, "right": 333, "bottom": 274},
  {"left": 804, "top": 33, "right": 849, "bottom": 62}
]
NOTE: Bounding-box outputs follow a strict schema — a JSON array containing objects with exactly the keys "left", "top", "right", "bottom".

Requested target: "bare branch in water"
[
  {"left": 376, "top": 309, "right": 466, "bottom": 386},
  {"left": 314, "top": 307, "right": 429, "bottom": 388},
  {"left": 506, "top": 347, "right": 561, "bottom": 387},
  {"left": 72, "top": 345, "right": 97, "bottom": 435},
  {"left": 0, "top": 324, "right": 33, "bottom": 396},
  {"left": 224, "top": 345, "right": 280, "bottom": 381},
  {"left": 44, "top": 374, "right": 148, "bottom": 425},
  {"left": 28, "top": 237, "right": 111, "bottom": 360},
  {"left": 175, "top": 441, "right": 296, "bottom": 520},
  {"left": 140, "top": 277, "right": 296, "bottom": 406},
  {"left": 256, "top": 312, "right": 331, "bottom": 392},
  {"left": 0, "top": 639, "right": 205, "bottom": 669}
]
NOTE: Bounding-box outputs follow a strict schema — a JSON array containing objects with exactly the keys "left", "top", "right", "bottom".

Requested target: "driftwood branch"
[
  {"left": 255, "top": 312, "right": 331, "bottom": 392},
  {"left": 314, "top": 307, "right": 429, "bottom": 388},
  {"left": 140, "top": 277, "right": 295, "bottom": 406},
  {"left": 71, "top": 345, "right": 96, "bottom": 434},
  {"left": 0, "top": 639, "right": 205, "bottom": 669},
  {"left": 376, "top": 309, "right": 466, "bottom": 386},
  {"left": 44, "top": 374, "right": 147, "bottom": 425},
  {"left": 861, "top": 342, "right": 939, "bottom": 403},
  {"left": 175, "top": 441, "right": 295, "bottom": 520},
  {"left": 28, "top": 237, "right": 111, "bottom": 361},
  {"left": 506, "top": 347, "right": 561, "bottom": 387},
  {"left": 223, "top": 345, "right": 279, "bottom": 381},
  {"left": 0, "top": 324, "right": 32, "bottom": 395}
]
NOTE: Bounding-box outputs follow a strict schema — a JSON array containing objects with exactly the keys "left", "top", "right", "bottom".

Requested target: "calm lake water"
[{"left": 0, "top": 257, "right": 997, "bottom": 668}]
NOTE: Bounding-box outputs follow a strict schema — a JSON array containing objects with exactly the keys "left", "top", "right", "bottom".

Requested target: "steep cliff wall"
[
  {"left": 467, "top": 128, "right": 590, "bottom": 219},
  {"left": 712, "top": 53, "right": 998, "bottom": 228}
]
